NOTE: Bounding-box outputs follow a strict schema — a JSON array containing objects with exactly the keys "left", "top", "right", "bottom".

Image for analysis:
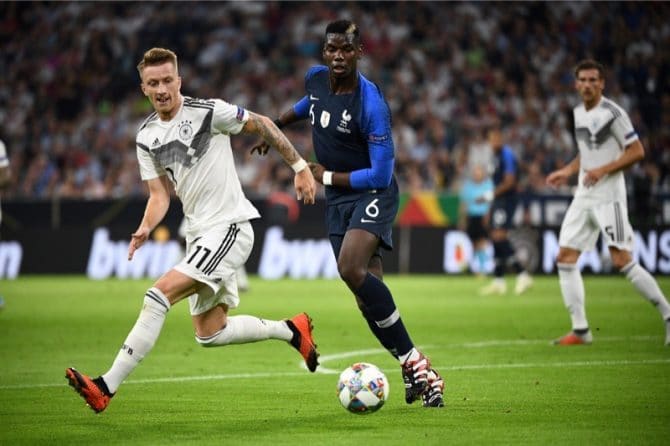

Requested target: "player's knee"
[
  {"left": 556, "top": 249, "right": 579, "bottom": 265},
  {"left": 607, "top": 245, "right": 632, "bottom": 271},
  {"left": 611, "top": 251, "right": 632, "bottom": 271},
  {"left": 337, "top": 261, "right": 366, "bottom": 288}
]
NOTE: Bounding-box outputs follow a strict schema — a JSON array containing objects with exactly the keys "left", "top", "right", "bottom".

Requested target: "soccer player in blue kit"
[
  {"left": 479, "top": 127, "right": 533, "bottom": 296},
  {"left": 253, "top": 20, "right": 444, "bottom": 407}
]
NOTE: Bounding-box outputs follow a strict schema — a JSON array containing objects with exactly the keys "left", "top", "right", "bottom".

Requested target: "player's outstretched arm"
[
  {"left": 249, "top": 109, "right": 302, "bottom": 156},
  {"left": 242, "top": 111, "right": 316, "bottom": 204},
  {"left": 546, "top": 155, "right": 581, "bottom": 189},
  {"left": 128, "top": 176, "right": 171, "bottom": 260}
]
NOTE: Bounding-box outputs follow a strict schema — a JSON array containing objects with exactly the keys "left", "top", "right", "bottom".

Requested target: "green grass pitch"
[{"left": 1, "top": 275, "right": 669, "bottom": 445}]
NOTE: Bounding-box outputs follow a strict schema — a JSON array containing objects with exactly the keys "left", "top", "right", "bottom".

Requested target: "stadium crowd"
[{"left": 1, "top": 1, "right": 669, "bottom": 203}]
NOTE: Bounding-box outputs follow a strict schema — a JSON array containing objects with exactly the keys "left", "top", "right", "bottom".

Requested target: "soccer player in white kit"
[
  {"left": 546, "top": 59, "right": 670, "bottom": 346},
  {"left": 66, "top": 48, "right": 319, "bottom": 413}
]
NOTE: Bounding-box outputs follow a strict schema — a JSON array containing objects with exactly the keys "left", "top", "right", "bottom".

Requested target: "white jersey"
[
  {"left": 573, "top": 96, "right": 638, "bottom": 204},
  {"left": 136, "top": 96, "right": 260, "bottom": 240}
]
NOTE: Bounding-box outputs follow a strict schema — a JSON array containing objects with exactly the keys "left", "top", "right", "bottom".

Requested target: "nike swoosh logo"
[
  {"left": 310, "top": 94, "right": 319, "bottom": 101},
  {"left": 360, "top": 218, "right": 376, "bottom": 223}
]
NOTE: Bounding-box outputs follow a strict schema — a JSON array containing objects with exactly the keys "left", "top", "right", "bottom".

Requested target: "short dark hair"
[
  {"left": 325, "top": 19, "right": 360, "bottom": 43},
  {"left": 574, "top": 59, "right": 605, "bottom": 79}
]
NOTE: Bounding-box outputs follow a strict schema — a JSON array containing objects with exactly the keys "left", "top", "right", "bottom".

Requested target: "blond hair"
[{"left": 137, "top": 47, "right": 178, "bottom": 76}]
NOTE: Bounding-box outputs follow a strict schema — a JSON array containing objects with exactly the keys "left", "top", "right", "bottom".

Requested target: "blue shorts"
[
  {"left": 490, "top": 197, "right": 517, "bottom": 230},
  {"left": 326, "top": 189, "right": 398, "bottom": 259}
]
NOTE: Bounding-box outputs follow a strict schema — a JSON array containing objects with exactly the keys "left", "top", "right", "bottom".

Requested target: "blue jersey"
[
  {"left": 460, "top": 178, "right": 494, "bottom": 217},
  {"left": 492, "top": 145, "right": 517, "bottom": 200},
  {"left": 292, "top": 66, "right": 397, "bottom": 204}
]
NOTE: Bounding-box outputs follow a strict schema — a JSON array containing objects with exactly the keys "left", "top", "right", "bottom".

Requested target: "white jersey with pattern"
[
  {"left": 136, "top": 96, "right": 260, "bottom": 240},
  {"left": 573, "top": 96, "right": 638, "bottom": 204}
]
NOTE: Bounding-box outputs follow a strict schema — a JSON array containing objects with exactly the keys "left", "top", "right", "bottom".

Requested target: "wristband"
[
  {"left": 323, "top": 171, "right": 333, "bottom": 186},
  {"left": 273, "top": 118, "right": 284, "bottom": 129},
  {"left": 291, "top": 158, "right": 308, "bottom": 173}
]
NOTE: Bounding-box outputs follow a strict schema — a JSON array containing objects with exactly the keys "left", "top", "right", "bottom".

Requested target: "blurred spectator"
[{"left": 1, "top": 1, "right": 669, "bottom": 204}]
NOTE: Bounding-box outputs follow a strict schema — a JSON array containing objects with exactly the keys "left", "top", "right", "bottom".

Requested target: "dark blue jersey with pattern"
[
  {"left": 492, "top": 145, "right": 518, "bottom": 200},
  {"left": 293, "top": 65, "right": 397, "bottom": 204}
]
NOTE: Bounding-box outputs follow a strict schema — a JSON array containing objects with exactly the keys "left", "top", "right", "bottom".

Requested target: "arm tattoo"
[{"left": 249, "top": 112, "right": 302, "bottom": 165}]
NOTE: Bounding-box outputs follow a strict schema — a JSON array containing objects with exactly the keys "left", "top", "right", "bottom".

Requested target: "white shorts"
[
  {"left": 558, "top": 197, "right": 634, "bottom": 252},
  {"left": 174, "top": 221, "right": 254, "bottom": 315}
]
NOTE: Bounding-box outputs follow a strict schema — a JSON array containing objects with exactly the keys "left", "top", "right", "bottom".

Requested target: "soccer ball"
[{"left": 336, "top": 362, "right": 389, "bottom": 414}]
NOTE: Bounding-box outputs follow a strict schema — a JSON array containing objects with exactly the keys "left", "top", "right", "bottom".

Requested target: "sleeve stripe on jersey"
[
  {"left": 202, "top": 223, "right": 240, "bottom": 275},
  {"left": 184, "top": 97, "right": 216, "bottom": 108},
  {"left": 625, "top": 130, "right": 637, "bottom": 139},
  {"left": 138, "top": 112, "right": 158, "bottom": 131},
  {"left": 184, "top": 102, "right": 215, "bottom": 111},
  {"left": 601, "top": 101, "right": 621, "bottom": 118},
  {"left": 137, "top": 142, "right": 150, "bottom": 152}
]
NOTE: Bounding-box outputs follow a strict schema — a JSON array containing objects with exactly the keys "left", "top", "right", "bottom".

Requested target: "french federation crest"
[
  {"left": 178, "top": 120, "right": 194, "bottom": 141},
  {"left": 320, "top": 110, "right": 331, "bottom": 128},
  {"left": 337, "top": 109, "right": 352, "bottom": 134}
]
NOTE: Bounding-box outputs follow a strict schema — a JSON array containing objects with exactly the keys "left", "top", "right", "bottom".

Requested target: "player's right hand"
[
  {"left": 294, "top": 168, "right": 316, "bottom": 205},
  {"left": 250, "top": 140, "right": 271, "bottom": 156},
  {"left": 546, "top": 170, "right": 568, "bottom": 189},
  {"left": 128, "top": 227, "right": 150, "bottom": 260}
]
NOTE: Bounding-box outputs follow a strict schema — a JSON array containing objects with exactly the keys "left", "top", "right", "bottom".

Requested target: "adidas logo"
[{"left": 152, "top": 138, "right": 161, "bottom": 147}]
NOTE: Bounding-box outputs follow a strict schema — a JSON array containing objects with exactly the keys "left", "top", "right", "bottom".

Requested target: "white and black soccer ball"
[{"left": 337, "top": 362, "right": 389, "bottom": 414}]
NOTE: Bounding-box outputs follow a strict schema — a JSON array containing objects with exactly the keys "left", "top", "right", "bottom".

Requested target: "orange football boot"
[
  {"left": 553, "top": 331, "right": 593, "bottom": 346},
  {"left": 65, "top": 367, "right": 112, "bottom": 413},
  {"left": 286, "top": 313, "right": 319, "bottom": 372}
]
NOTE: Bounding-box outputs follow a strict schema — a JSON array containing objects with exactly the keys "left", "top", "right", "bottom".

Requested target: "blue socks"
[{"left": 356, "top": 273, "right": 414, "bottom": 357}]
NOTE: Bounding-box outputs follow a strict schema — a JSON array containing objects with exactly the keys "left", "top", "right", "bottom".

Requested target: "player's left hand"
[
  {"left": 294, "top": 167, "right": 316, "bottom": 205},
  {"left": 308, "top": 162, "right": 325, "bottom": 185},
  {"left": 582, "top": 167, "right": 605, "bottom": 187}
]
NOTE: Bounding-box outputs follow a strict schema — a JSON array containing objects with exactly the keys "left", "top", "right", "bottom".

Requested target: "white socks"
[
  {"left": 102, "top": 288, "right": 170, "bottom": 394},
  {"left": 195, "top": 315, "right": 292, "bottom": 346},
  {"left": 557, "top": 263, "right": 588, "bottom": 330},
  {"left": 622, "top": 261, "right": 670, "bottom": 320},
  {"left": 558, "top": 260, "right": 670, "bottom": 335}
]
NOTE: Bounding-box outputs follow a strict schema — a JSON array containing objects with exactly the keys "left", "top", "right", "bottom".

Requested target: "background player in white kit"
[
  {"left": 546, "top": 59, "right": 670, "bottom": 346},
  {"left": 66, "top": 48, "right": 319, "bottom": 413}
]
